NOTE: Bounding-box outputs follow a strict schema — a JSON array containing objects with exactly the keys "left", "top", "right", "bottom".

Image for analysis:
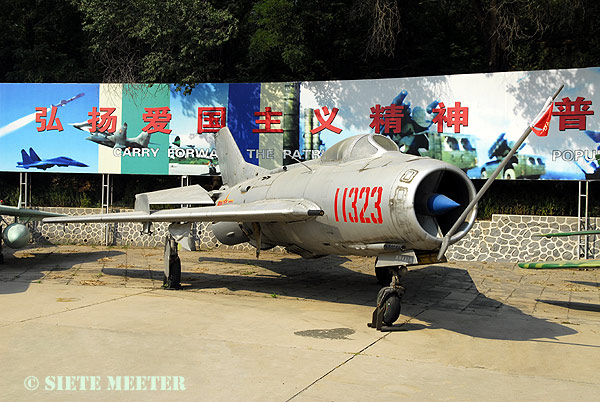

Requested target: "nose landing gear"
[{"left": 368, "top": 265, "right": 405, "bottom": 331}]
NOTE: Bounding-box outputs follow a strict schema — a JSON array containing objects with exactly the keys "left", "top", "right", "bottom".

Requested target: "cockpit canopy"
[{"left": 321, "top": 134, "right": 399, "bottom": 163}]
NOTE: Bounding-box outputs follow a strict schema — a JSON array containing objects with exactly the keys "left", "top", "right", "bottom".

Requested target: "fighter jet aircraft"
[
  {"left": 71, "top": 122, "right": 154, "bottom": 149},
  {"left": 44, "top": 87, "right": 563, "bottom": 329},
  {"left": 44, "top": 127, "right": 476, "bottom": 325},
  {"left": 17, "top": 148, "right": 88, "bottom": 170},
  {"left": 0, "top": 202, "right": 63, "bottom": 264}
]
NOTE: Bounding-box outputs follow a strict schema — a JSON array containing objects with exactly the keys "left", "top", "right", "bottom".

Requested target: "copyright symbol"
[{"left": 24, "top": 376, "right": 39, "bottom": 391}]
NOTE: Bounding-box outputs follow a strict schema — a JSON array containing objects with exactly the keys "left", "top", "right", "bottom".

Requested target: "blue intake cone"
[{"left": 427, "top": 194, "right": 460, "bottom": 215}]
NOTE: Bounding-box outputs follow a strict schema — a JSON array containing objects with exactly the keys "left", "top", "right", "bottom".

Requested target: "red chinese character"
[
  {"left": 87, "top": 107, "right": 117, "bottom": 133},
  {"left": 35, "top": 106, "right": 64, "bottom": 132},
  {"left": 198, "top": 107, "right": 226, "bottom": 133},
  {"left": 142, "top": 107, "right": 172, "bottom": 134},
  {"left": 253, "top": 107, "right": 283, "bottom": 133},
  {"left": 311, "top": 106, "right": 342, "bottom": 134},
  {"left": 369, "top": 104, "right": 386, "bottom": 134},
  {"left": 431, "top": 102, "right": 446, "bottom": 133},
  {"left": 432, "top": 102, "right": 468, "bottom": 133},
  {"left": 445, "top": 102, "right": 468, "bottom": 133},
  {"left": 382, "top": 104, "right": 404, "bottom": 134},
  {"left": 552, "top": 96, "right": 594, "bottom": 131},
  {"left": 369, "top": 104, "right": 404, "bottom": 134}
]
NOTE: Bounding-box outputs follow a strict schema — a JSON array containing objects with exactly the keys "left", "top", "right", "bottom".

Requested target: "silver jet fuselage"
[{"left": 216, "top": 134, "right": 476, "bottom": 258}]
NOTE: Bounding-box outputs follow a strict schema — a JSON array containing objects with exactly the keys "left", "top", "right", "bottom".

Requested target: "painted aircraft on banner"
[
  {"left": 45, "top": 87, "right": 563, "bottom": 329},
  {"left": 53, "top": 93, "right": 85, "bottom": 108},
  {"left": 71, "top": 122, "right": 155, "bottom": 149},
  {"left": 0, "top": 202, "right": 63, "bottom": 264},
  {"left": 17, "top": 148, "right": 88, "bottom": 170}
]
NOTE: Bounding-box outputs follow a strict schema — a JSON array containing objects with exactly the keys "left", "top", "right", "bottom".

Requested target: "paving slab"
[{"left": 0, "top": 245, "right": 598, "bottom": 401}]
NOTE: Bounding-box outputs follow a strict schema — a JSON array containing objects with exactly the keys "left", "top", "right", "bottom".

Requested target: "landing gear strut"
[
  {"left": 0, "top": 225, "right": 4, "bottom": 264},
  {"left": 375, "top": 266, "right": 392, "bottom": 286},
  {"left": 368, "top": 266, "right": 405, "bottom": 330},
  {"left": 163, "top": 235, "right": 181, "bottom": 289}
]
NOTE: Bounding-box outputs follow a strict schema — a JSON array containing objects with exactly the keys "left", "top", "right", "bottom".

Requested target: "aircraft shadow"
[
  {"left": 568, "top": 280, "right": 599, "bottom": 288},
  {"left": 100, "top": 254, "right": 577, "bottom": 341},
  {"left": 0, "top": 247, "right": 125, "bottom": 295},
  {"left": 537, "top": 299, "right": 600, "bottom": 313}
]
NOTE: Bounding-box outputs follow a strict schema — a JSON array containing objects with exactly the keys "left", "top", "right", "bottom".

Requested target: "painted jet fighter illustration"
[
  {"left": 45, "top": 87, "right": 563, "bottom": 329},
  {"left": 71, "top": 122, "right": 154, "bottom": 149},
  {"left": 53, "top": 93, "right": 85, "bottom": 108},
  {"left": 0, "top": 202, "right": 63, "bottom": 264},
  {"left": 16, "top": 148, "right": 88, "bottom": 170},
  {"left": 0, "top": 93, "right": 84, "bottom": 140}
]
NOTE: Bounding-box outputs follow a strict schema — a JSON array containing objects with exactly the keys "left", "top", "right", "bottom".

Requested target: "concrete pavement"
[{"left": 1, "top": 245, "right": 599, "bottom": 401}]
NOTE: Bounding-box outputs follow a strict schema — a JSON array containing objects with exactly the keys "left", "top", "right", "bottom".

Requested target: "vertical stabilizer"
[
  {"left": 134, "top": 132, "right": 151, "bottom": 148},
  {"left": 28, "top": 148, "right": 41, "bottom": 162},
  {"left": 20, "top": 149, "right": 33, "bottom": 166},
  {"left": 215, "top": 127, "right": 267, "bottom": 186}
]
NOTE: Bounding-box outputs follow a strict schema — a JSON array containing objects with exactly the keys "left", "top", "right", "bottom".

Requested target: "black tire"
[
  {"left": 164, "top": 255, "right": 181, "bottom": 288},
  {"left": 377, "top": 288, "right": 402, "bottom": 325},
  {"left": 504, "top": 168, "right": 516, "bottom": 180},
  {"left": 375, "top": 266, "right": 393, "bottom": 286}
]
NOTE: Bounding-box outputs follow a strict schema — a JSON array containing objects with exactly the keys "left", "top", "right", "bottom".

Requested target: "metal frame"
[
  {"left": 18, "top": 172, "right": 31, "bottom": 209},
  {"left": 101, "top": 174, "right": 113, "bottom": 245},
  {"left": 577, "top": 180, "right": 589, "bottom": 259}
]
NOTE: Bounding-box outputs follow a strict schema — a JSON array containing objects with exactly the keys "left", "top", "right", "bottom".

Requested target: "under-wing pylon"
[{"left": 0, "top": 202, "right": 63, "bottom": 263}]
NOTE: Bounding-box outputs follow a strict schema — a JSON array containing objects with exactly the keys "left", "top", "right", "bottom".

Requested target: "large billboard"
[{"left": 1, "top": 67, "right": 599, "bottom": 179}]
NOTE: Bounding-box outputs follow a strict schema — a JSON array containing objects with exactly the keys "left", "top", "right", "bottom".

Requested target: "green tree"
[
  {"left": 240, "top": 0, "right": 378, "bottom": 82},
  {"left": 0, "top": 0, "right": 94, "bottom": 82},
  {"left": 75, "top": 0, "right": 237, "bottom": 92}
]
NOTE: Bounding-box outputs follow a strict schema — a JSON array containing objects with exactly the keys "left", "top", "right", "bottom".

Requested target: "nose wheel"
[{"left": 368, "top": 265, "right": 405, "bottom": 330}]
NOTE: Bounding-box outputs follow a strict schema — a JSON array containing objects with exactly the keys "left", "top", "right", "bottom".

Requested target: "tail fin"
[
  {"left": 20, "top": 149, "right": 33, "bottom": 166},
  {"left": 133, "top": 132, "right": 151, "bottom": 148},
  {"left": 215, "top": 127, "right": 267, "bottom": 186},
  {"left": 28, "top": 148, "right": 41, "bottom": 162}
]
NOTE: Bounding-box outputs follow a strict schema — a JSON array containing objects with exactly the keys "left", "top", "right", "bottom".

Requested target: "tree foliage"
[
  {"left": 0, "top": 0, "right": 94, "bottom": 82},
  {"left": 0, "top": 1, "right": 599, "bottom": 214},
  {"left": 75, "top": 0, "right": 237, "bottom": 92},
  {"left": 1, "top": 0, "right": 598, "bottom": 86}
]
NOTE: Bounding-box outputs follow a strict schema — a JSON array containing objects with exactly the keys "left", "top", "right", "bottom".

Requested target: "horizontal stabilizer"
[
  {"left": 134, "top": 185, "right": 214, "bottom": 213},
  {"left": 44, "top": 199, "right": 324, "bottom": 224}
]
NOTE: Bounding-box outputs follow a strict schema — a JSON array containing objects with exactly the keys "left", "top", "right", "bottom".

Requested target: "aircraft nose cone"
[{"left": 427, "top": 194, "right": 460, "bottom": 215}]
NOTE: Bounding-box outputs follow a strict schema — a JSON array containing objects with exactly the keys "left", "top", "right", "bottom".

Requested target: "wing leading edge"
[
  {"left": 0, "top": 205, "right": 63, "bottom": 220},
  {"left": 43, "top": 199, "right": 324, "bottom": 224}
]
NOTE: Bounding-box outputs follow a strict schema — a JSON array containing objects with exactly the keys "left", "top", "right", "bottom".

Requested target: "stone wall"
[
  {"left": 3, "top": 208, "right": 598, "bottom": 262},
  {"left": 445, "top": 214, "right": 600, "bottom": 262}
]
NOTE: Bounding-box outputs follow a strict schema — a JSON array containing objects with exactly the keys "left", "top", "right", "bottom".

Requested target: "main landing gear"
[
  {"left": 163, "top": 235, "right": 182, "bottom": 289},
  {"left": 0, "top": 225, "right": 4, "bottom": 264},
  {"left": 368, "top": 265, "right": 406, "bottom": 331}
]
